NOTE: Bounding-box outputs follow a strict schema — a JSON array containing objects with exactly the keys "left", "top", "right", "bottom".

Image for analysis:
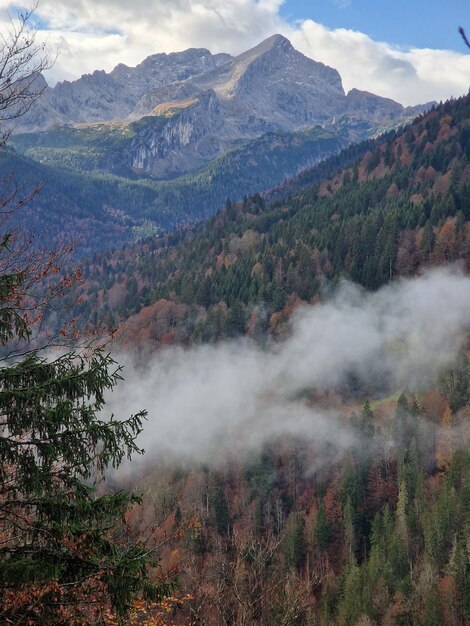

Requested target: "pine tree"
[
  {"left": 283, "top": 513, "right": 306, "bottom": 571},
  {"left": 314, "top": 503, "right": 332, "bottom": 553},
  {"left": 211, "top": 481, "right": 230, "bottom": 536},
  {"left": 342, "top": 496, "right": 356, "bottom": 560},
  {"left": 422, "top": 581, "right": 442, "bottom": 626},
  {"left": 359, "top": 400, "right": 375, "bottom": 440},
  {"left": 396, "top": 480, "right": 409, "bottom": 550},
  {"left": 440, "top": 348, "right": 470, "bottom": 414},
  {"left": 339, "top": 557, "right": 363, "bottom": 626},
  {"left": 0, "top": 239, "right": 174, "bottom": 622},
  {"left": 395, "top": 392, "right": 410, "bottom": 451}
]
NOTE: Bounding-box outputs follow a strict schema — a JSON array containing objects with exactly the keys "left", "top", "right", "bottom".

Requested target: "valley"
[
  {"left": 42, "top": 91, "right": 470, "bottom": 626},
  {"left": 1, "top": 16, "right": 470, "bottom": 626}
]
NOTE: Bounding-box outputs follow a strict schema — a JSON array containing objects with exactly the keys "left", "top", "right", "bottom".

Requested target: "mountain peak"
[
  {"left": 254, "top": 33, "right": 293, "bottom": 52},
  {"left": 233, "top": 34, "right": 294, "bottom": 66},
  {"left": 175, "top": 33, "right": 344, "bottom": 118}
]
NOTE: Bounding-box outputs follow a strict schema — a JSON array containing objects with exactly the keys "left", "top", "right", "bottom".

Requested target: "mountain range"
[
  {"left": 46, "top": 95, "right": 470, "bottom": 626},
  {"left": 14, "top": 35, "right": 432, "bottom": 178},
  {"left": 6, "top": 26, "right": 470, "bottom": 626},
  {"left": 65, "top": 93, "right": 470, "bottom": 343},
  {"left": 7, "top": 35, "right": 434, "bottom": 253}
]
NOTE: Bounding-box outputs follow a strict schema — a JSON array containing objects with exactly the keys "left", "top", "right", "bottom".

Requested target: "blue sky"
[{"left": 281, "top": 0, "right": 469, "bottom": 52}]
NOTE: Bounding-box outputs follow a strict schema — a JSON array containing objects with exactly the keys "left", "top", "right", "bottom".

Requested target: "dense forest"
[
  {"left": 68, "top": 95, "right": 470, "bottom": 348},
  {"left": 5, "top": 124, "right": 352, "bottom": 253},
  {"left": 40, "top": 93, "right": 470, "bottom": 625},
  {"left": 125, "top": 389, "right": 470, "bottom": 625}
]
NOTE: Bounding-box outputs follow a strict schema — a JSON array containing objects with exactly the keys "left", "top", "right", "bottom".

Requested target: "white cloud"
[
  {"left": 290, "top": 20, "right": 470, "bottom": 105},
  {"left": 2, "top": 0, "right": 470, "bottom": 105},
  {"left": 33, "top": 0, "right": 285, "bottom": 81}
]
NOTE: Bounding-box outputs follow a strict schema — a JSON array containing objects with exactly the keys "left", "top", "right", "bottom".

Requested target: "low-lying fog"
[{"left": 105, "top": 267, "right": 470, "bottom": 466}]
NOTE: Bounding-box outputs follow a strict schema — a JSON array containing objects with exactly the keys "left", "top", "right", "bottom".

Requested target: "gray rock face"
[
  {"left": 342, "top": 89, "right": 404, "bottom": 123},
  {"left": 120, "top": 34, "right": 432, "bottom": 177},
  {"left": 16, "top": 48, "right": 231, "bottom": 131},
  {"left": 129, "top": 89, "right": 225, "bottom": 178},
  {"left": 141, "top": 35, "right": 346, "bottom": 131},
  {"left": 14, "top": 34, "right": 434, "bottom": 179}
]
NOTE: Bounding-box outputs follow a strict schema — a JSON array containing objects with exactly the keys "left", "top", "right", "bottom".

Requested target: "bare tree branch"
[
  {"left": 0, "top": 4, "right": 53, "bottom": 145},
  {"left": 459, "top": 26, "right": 470, "bottom": 50}
]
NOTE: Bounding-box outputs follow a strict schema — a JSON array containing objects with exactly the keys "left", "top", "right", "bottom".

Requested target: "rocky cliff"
[
  {"left": 17, "top": 48, "right": 231, "bottom": 131},
  {"left": 13, "top": 35, "right": 434, "bottom": 180}
]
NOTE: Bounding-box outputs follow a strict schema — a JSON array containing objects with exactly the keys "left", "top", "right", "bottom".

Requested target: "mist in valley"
[{"left": 105, "top": 267, "right": 470, "bottom": 468}]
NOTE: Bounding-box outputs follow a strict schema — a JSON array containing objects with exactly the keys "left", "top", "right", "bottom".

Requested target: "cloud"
[
  {"left": 2, "top": 0, "right": 470, "bottom": 105},
  {"left": 29, "top": 0, "right": 285, "bottom": 83},
  {"left": 291, "top": 20, "right": 470, "bottom": 105},
  {"left": 105, "top": 268, "right": 470, "bottom": 467}
]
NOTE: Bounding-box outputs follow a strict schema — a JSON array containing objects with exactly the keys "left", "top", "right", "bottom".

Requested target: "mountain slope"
[
  {"left": 65, "top": 94, "right": 470, "bottom": 341},
  {"left": 64, "top": 94, "right": 470, "bottom": 626},
  {"left": 13, "top": 35, "right": 433, "bottom": 182},
  {"left": 15, "top": 48, "right": 231, "bottom": 132},
  {"left": 113, "top": 34, "right": 432, "bottom": 178},
  {"left": 4, "top": 125, "right": 347, "bottom": 253}
]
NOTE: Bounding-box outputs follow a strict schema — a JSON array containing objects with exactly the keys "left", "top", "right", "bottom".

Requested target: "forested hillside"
[
  {"left": 69, "top": 95, "right": 470, "bottom": 346},
  {"left": 124, "top": 389, "right": 470, "bottom": 625},
  {"left": 8, "top": 27, "right": 431, "bottom": 256},
  {"left": 6, "top": 125, "right": 349, "bottom": 253},
  {"left": 2, "top": 148, "right": 157, "bottom": 253},
  {"left": 76, "top": 93, "right": 470, "bottom": 625}
]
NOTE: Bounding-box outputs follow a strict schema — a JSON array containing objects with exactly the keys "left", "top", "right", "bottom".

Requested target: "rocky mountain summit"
[
  {"left": 17, "top": 48, "right": 231, "bottom": 131},
  {"left": 14, "top": 35, "right": 433, "bottom": 180}
]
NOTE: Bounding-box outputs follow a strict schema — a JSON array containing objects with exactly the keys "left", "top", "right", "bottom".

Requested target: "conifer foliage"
[{"left": 0, "top": 231, "right": 172, "bottom": 626}]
